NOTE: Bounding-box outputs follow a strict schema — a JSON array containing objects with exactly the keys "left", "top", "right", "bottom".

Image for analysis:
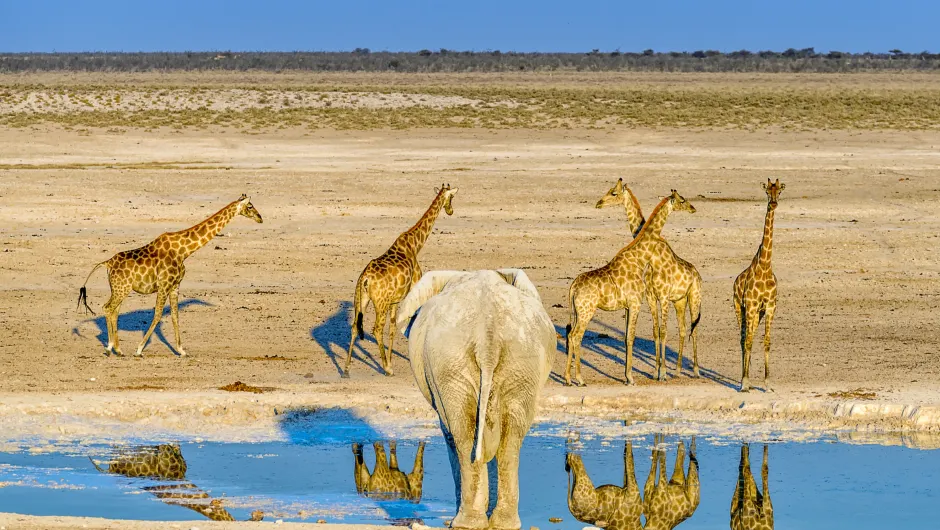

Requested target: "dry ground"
[
  {"left": 1, "top": 125, "right": 939, "bottom": 395},
  {"left": 1, "top": 72, "right": 939, "bottom": 399}
]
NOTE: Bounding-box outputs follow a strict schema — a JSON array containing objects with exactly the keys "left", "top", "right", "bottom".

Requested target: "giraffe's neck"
[
  {"left": 394, "top": 192, "right": 445, "bottom": 255},
  {"left": 754, "top": 206, "right": 775, "bottom": 268},
  {"left": 176, "top": 200, "right": 240, "bottom": 260},
  {"left": 637, "top": 197, "right": 673, "bottom": 240},
  {"left": 623, "top": 188, "right": 646, "bottom": 239}
]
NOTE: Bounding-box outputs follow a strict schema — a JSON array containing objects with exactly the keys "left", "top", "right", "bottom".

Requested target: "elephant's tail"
[{"left": 473, "top": 364, "right": 494, "bottom": 463}]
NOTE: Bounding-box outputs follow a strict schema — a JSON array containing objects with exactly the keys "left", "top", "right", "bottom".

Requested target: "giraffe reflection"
[
  {"left": 566, "top": 435, "right": 700, "bottom": 530},
  {"left": 731, "top": 444, "right": 773, "bottom": 530},
  {"left": 566, "top": 441, "right": 644, "bottom": 530},
  {"left": 644, "top": 435, "right": 700, "bottom": 530},
  {"left": 90, "top": 444, "right": 235, "bottom": 521},
  {"left": 352, "top": 441, "right": 426, "bottom": 502}
]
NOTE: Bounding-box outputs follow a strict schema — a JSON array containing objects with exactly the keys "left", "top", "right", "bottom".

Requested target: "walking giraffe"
[
  {"left": 596, "top": 179, "right": 703, "bottom": 379},
  {"left": 733, "top": 179, "right": 785, "bottom": 392},
  {"left": 731, "top": 444, "right": 774, "bottom": 530},
  {"left": 344, "top": 184, "right": 458, "bottom": 377},
  {"left": 565, "top": 190, "right": 696, "bottom": 386},
  {"left": 77, "top": 195, "right": 263, "bottom": 357}
]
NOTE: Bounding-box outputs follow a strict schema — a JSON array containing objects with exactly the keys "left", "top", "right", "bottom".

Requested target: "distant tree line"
[{"left": 2, "top": 48, "right": 939, "bottom": 73}]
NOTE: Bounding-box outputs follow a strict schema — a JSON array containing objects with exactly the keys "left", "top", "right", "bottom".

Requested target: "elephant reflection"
[
  {"left": 731, "top": 444, "right": 773, "bottom": 530},
  {"left": 353, "top": 441, "right": 426, "bottom": 502},
  {"left": 566, "top": 435, "right": 700, "bottom": 530},
  {"left": 90, "top": 443, "right": 235, "bottom": 521}
]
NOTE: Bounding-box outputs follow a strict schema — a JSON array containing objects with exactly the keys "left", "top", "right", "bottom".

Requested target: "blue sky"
[{"left": 1, "top": 0, "right": 935, "bottom": 53}]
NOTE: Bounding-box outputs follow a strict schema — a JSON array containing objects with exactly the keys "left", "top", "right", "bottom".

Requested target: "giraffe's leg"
[
  {"left": 762, "top": 302, "right": 776, "bottom": 392},
  {"left": 625, "top": 304, "right": 639, "bottom": 385},
  {"left": 669, "top": 440, "right": 686, "bottom": 485},
  {"left": 136, "top": 290, "right": 168, "bottom": 357},
  {"left": 385, "top": 303, "right": 398, "bottom": 375},
  {"left": 656, "top": 300, "right": 669, "bottom": 381},
  {"left": 689, "top": 288, "right": 702, "bottom": 378},
  {"left": 565, "top": 306, "right": 594, "bottom": 387},
  {"left": 373, "top": 303, "right": 391, "bottom": 376},
  {"left": 740, "top": 306, "right": 760, "bottom": 392},
  {"left": 169, "top": 287, "right": 186, "bottom": 357},
  {"left": 761, "top": 444, "right": 772, "bottom": 520},
  {"left": 673, "top": 298, "right": 688, "bottom": 378},
  {"left": 103, "top": 282, "right": 130, "bottom": 357},
  {"left": 645, "top": 288, "right": 660, "bottom": 380}
]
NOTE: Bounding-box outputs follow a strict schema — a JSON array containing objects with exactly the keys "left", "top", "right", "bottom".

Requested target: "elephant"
[{"left": 396, "top": 269, "right": 555, "bottom": 530}]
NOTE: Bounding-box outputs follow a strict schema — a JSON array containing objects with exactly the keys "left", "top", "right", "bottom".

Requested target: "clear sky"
[{"left": 0, "top": 0, "right": 935, "bottom": 54}]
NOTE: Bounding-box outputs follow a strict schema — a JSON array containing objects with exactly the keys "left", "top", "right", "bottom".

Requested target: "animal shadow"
[
  {"left": 73, "top": 298, "right": 211, "bottom": 356},
  {"left": 310, "top": 301, "right": 407, "bottom": 377},
  {"left": 552, "top": 319, "right": 738, "bottom": 389}
]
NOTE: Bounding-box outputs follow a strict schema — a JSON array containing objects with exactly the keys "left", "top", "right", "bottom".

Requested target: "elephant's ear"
[
  {"left": 396, "top": 270, "right": 464, "bottom": 337},
  {"left": 495, "top": 268, "right": 541, "bottom": 301}
]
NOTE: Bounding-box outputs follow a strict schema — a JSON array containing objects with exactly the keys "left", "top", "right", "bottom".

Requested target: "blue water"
[{"left": 1, "top": 417, "right": 938, "bottom": 528}]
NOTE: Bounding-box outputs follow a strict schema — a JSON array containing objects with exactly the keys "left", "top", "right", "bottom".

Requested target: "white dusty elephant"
[{"left": 396, "top": 269, "right": 555, "bottom": 530}]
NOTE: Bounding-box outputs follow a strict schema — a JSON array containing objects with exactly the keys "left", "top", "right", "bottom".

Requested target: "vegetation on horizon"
[
  {"left": 2, "top": 49, "right": 940, "bottom": 73},
  {"left": 2, "top": 80, "right": 938, "bottom": 131}
]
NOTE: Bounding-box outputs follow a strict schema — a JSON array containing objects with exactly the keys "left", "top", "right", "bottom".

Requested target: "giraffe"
[
  {"left": 90, "top": 444, "right": 236, "bottom": 521},
  {"left": 565, "top": 440, "right": 644, "bottom": 530},
  {"left": 595, "top": 177, "right": 646, "bottom": 238},
  {"left": 353, "top": 441, "right": 426, "bottom": 502},
  {"left": 731, "top": 444, "right": 773, "bottom": 530},
  {"left": 643, "top": 435, "right": 700, "bottom": 530},
  {"left": 596, "top": 179, "right": 704, "bottom": 379},
  {"left": 565, "top": 190, "right": 696, "bottom": 386},
  {"left": 733, "top": 179, "right": 785, "bottom": 392},
  {"left": 77, "top": 194, "right": 263, "bottom": 357},
  {"left": 343, "top": 184, "right": 458, "bottom": 378}
]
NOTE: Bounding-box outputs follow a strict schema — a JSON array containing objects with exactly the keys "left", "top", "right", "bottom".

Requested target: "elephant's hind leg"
[{"left": 489, "top": 426, "right": 524, "bottom": 530}]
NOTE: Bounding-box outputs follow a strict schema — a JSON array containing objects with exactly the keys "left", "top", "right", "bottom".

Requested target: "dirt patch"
[
  {"left": 116, "top": 385, "right": 166, "bottom": 391},
  {"left": 235, "top": 355, "right": 296, "bottom": 362},
  {"left": 219, "top": 381, "right": 266, "bottom": 394}
]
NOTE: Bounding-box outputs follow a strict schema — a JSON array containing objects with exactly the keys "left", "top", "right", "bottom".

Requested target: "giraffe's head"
[
  {"left": 437, "top": 183, "right": 458, "bottom": 216},
  {"left": 236, "top": 194, "right": 264, "bottom": 223},
  {"left": 668, "top": 189, "right": 697, "bottom": 214},
  {"left": 595, "top": 178, "right": 626, "bottom": 209},
  {"left": 762, "top": 178, "right": 785, "bottom": 209}
]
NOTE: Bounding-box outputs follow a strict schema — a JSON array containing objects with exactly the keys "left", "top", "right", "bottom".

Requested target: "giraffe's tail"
[
  {"left": 353, "top": 276, "right": 368, "bottom": 340},
  {"left": 88, "top": 456, "right": 106, "bottom": 473},
  {"left": 78, "top": 261, "right": 108, "bottom": 315},
  {"left": 565, "top": 280, "right": 577, "bottom": 354}
]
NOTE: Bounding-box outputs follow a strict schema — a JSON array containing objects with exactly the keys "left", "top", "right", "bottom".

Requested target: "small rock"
[
  {"left": 317, "top": 520, "right": 326, "bottom": 524},
  {"left": 549, "top": 517, "right": 563, "bottom": 523},
  {"left": 250, "top": 509, "right": 264, "bottom": 521},
  {"left": 275, "top": 520, "right": 284, "bottom": 525},
  {"left": 89, "top": 378, "right": 96, "bottom": 382},
  {"left": 530, "top": 527, "right": 540, "bottom": 530}
]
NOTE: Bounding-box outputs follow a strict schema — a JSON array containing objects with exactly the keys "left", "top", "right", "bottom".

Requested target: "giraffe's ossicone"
[{"left": 77, "top": 195, "right": 263, "bottom": 358}]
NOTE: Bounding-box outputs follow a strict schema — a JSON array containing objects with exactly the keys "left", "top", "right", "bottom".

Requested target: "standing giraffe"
[
  {"left": 565, "top": 190, "right": 696, "bottom": 386},
  {"left": 643, "top": 435, "right": 700, "bottom": 530},
  {"left": 731, "top": 444, "right": 773, "bottom": 530},
  {"left": 344, "top": 184, "right": 458, "bottom": 377},
  {"left": 565, "top": 440, "right": 644, "bottom": 530},
  {"left": 733, "top": 179, "right": 785, "bottom": 392},
  {"left": 596, "top": 179, "right": 703, "bottom": 379},
  {"left": 77, "top": 195, "right": 263, "bottom": 357}
]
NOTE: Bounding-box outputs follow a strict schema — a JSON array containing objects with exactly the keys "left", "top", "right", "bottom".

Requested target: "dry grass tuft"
[{"left": 827, "top": 388, "right": 877, "bottom": 400}]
